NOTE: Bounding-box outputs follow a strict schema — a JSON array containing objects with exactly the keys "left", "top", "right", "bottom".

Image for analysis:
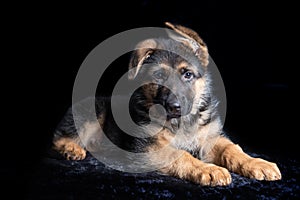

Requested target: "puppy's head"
[{"left": 128, "top": 22, "right": 210, "bottom": 120}]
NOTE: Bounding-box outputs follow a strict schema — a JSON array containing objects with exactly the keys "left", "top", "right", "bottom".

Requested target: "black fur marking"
[{"left": 199, "top": 95, "right": 211, "bottom": 112}]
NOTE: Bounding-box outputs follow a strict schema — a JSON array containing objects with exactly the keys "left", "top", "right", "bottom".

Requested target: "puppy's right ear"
[
  {"left": 128, "top": 39, "right": 157, "bottom": 80},
  {"left": 165, "top": 22, "right": 209, "bottom": 67}
]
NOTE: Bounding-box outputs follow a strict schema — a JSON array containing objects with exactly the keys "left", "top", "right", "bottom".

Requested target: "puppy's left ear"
[
  {"left": 128, "top": 39, "right": 157, "bottom": 80},
  {"left": 165, "top": 22, "right": 209, "bottom": 67}
]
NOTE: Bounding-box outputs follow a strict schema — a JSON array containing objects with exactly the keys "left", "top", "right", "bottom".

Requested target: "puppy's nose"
[
  {"left": 167, "top": 101, "right": 181, "bottom": 117},
  {"left": 170, "top": 102, "right": 181, "bottom": 112}
]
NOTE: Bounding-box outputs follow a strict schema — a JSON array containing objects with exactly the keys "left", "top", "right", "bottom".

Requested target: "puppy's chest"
[{"left": 170, "top": 130, "right": 203, "bottom": 152}]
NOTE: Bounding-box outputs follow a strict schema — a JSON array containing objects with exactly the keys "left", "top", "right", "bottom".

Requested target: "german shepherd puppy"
[{"left": 52, "top": 22, "right": 281, "bottom": 186}]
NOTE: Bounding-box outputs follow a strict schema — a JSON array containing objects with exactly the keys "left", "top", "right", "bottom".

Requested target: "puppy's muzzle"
[
  {"left": 165, "top": 92, "right": 192, "bottom": 119},
  {"left": 166, "top": 93, "right": 182, "bottom": 118}
]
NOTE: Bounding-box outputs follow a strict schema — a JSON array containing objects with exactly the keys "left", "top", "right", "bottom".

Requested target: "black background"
[{"left": 2, "top": 0, "right": 296, "bottom": 197}]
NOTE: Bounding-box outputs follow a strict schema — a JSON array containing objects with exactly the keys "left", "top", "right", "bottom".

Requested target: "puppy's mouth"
[
  {"left": 167, "top": 113, "right": 181, "bottom": 120},
  {"left": 152, "top": 93, "right": 192, "bottom": 120},
  {"left": 166, "top": 104, "right": 182, "bottom": 119},
  {"left": 165, "top": 101, "right": 191, "bottom": 120}
]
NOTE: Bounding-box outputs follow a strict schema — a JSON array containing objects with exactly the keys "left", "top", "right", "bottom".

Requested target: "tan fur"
[
  {"left": 53, "top": 113, "right": 106, "bottom": 160},
  {"left": 210, "top": 138, "right": 281, "bottom": 181},
  {"left": 128, "top": 39, "right": 157, "bottom": 79},
  {"left": 165, "top": 22, "right": 209, "bottom": 67},
  {"left": 53, "top": 137, "right": 86, "bottom": 160},
  {"left": 150, "top": 128, "right": 281, "bottom": 186},
  {"left": 175, "top": 61, "right": 199, "bottom": 75},
  {"left": 160, "top": 151, "right": 232, "bottom": 186},
  {"left": 142, "top": 83, "right": 159, "bottom": 108},
  {"left": 205, "top": 137, "right": 281, "bottom": 181},
  {"left": 191, "top": 77, "right": 207, "bottom": 115},
  {"left": 136, "top": 22, "right": 281, "bottom": 185},
  {"left": 79, "top": 121, "right": 104, "bottom": 152},
  {"left": 53, "top": 22, "right": 282, "bottom": 186},
  {"left": 148, "top": 130, "right": 231, "bottom": 186}
]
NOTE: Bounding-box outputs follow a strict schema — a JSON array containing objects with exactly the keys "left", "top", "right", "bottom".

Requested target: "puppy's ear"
[
  {"left": 128, "top": 39, "right": 157, "bottom": 80},
  {"left": 165, "top": 22, "right": 209, "bottom": 67}
]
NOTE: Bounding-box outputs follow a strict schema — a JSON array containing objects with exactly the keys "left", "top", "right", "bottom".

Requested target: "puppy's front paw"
[
  {"left": 194, "top": 164, "right": 232, "bottom": 186},
  {"left": 241, "top": 158, "right": 281, "bottom": 181},
  {"left": 54, "top": 138, "right": 87, "bottom": 160},
  {"left": 62, "top": 142, "right": 86, "bottom": 160}
]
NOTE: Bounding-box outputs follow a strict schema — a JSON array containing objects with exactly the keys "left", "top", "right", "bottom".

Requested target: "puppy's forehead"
[
  {"left": 149, "top": 50, "right": 202, "bottom": 75},
  {"left": 153, "top": 39, "right": 204, "bottom": 73},
  {"left": 175, "top": 60, "right": 197, "bottom": 72}
]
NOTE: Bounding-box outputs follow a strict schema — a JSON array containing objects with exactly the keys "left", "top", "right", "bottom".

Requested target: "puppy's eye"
[
  {"left": 183, "top": 71, "right": 194, "bottom": 81},
  {"left": 153, "top": 71, "right": 165, "bottom": 80}
]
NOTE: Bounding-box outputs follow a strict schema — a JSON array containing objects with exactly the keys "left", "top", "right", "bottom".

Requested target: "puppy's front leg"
[
  {"left": 208, "top": 137, "right": 282, "bottom": 181},
  {"left": 160, "top": 150, "right": 232, "bottom": 186},
  {"left": 150, "top": 130, "right": 231, "bottom": 186}
]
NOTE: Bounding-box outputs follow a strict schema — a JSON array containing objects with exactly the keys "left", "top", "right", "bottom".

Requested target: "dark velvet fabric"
[
  {"left": 4, "top": 1, "right": 295, "bottom": 200},
  {"left": 25, "top": 151, "right": 299, "bottom": 199}
]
